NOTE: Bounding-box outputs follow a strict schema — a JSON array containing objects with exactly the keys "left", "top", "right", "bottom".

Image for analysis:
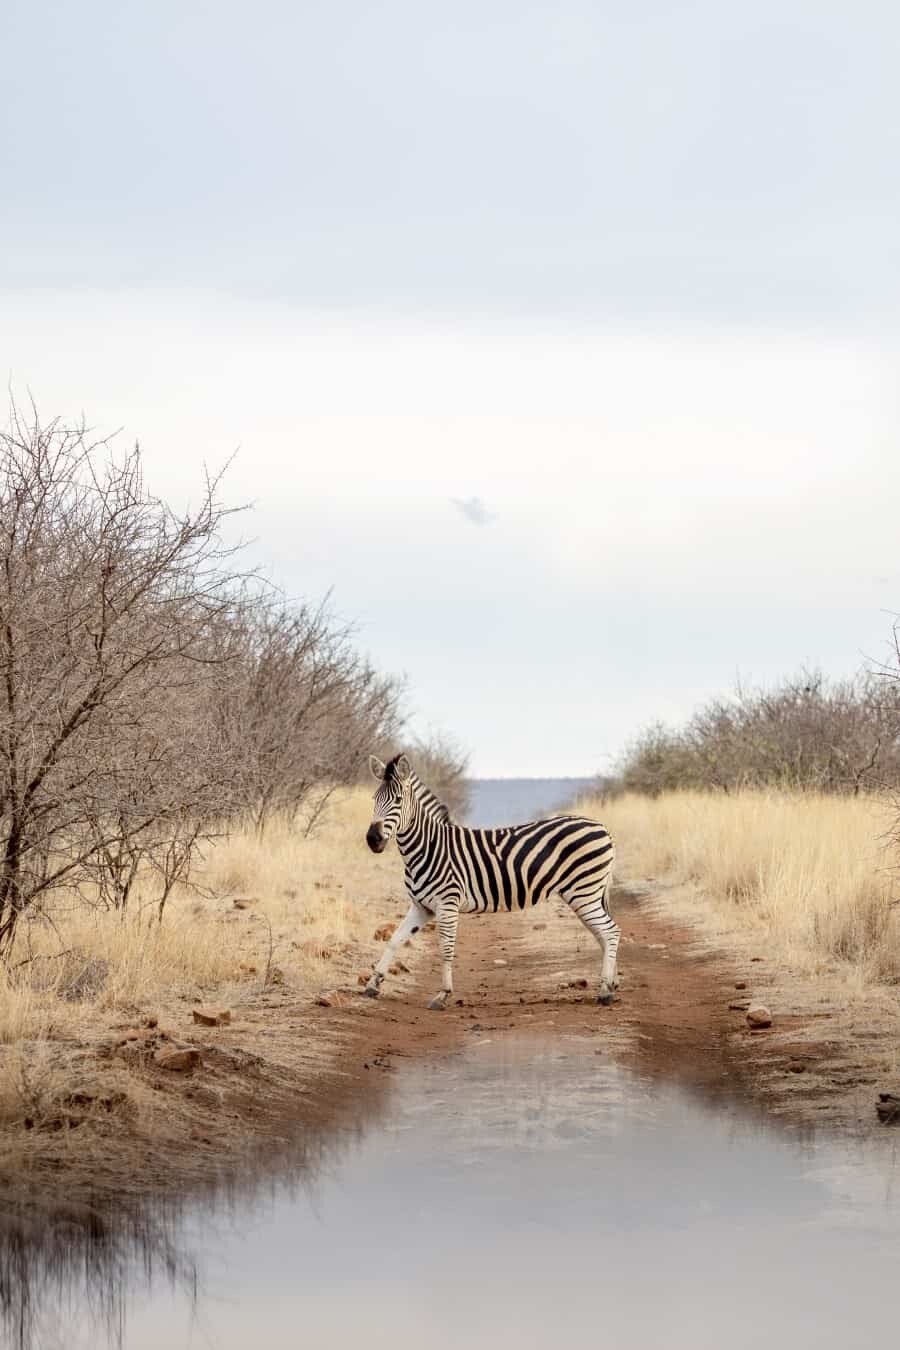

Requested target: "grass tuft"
[{"left": 579, "top": 789, "right": 900, "bottom": 985}]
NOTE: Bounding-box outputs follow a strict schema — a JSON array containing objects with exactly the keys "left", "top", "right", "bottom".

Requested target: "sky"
[{"left": 2, "top": 1, "right": 899, "bottom": 775}]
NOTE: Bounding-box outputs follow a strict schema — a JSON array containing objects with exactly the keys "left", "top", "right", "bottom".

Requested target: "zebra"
[{"left": 363, "top": 753, "right": 619, "bottom": 1010}]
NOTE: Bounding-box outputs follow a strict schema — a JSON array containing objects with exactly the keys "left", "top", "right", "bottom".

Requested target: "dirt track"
[
  {"left": 343, "top": 883, "right": 895, "bottom": 1139},
  {"left": 3, "top": 882, "right": 895, "bottom": 1225}
]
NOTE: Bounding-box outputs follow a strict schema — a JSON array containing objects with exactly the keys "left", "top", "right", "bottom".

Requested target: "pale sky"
[{"left": 2, "top": 2, "right": 899, "bottom": 775}]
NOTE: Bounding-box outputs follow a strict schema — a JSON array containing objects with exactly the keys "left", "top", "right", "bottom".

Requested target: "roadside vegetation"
[
  {"left": 586, "top": 663, "right": 900, "bottom": 994},
  {"left": 0, "top": 401, "right": 463, "bottom": 1149},
  {"left": 0, "top": 788, "right": 407, "bottom": 1130},
  {"left": 584, "top": 788, "right": 899, "bottom": 987}
]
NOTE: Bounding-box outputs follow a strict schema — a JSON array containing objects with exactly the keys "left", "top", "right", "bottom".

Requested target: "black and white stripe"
[{"left": 364, "top": 754, "right": 619, "bottom": 1010}]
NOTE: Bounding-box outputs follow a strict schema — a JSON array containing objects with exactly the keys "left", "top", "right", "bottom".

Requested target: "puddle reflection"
[{"left": 2, "top": 1038, "right": 898, "bottom": 1349}]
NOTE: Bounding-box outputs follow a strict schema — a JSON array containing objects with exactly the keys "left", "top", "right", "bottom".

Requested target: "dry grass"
[
  {"left": 579, "top": 789, "right": 900, "bottom": 987},
  {"left": 0, "top": 787, "right": 402, "bottom": 1126}
]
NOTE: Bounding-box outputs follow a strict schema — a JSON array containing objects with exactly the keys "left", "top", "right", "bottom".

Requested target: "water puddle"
[{"left": 3, "top": 1037, "right": 898, "bottom": 1349}]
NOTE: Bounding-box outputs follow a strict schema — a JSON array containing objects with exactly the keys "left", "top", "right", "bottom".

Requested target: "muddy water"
[{"left": 6, "top": 1036, "right": 898, "bottom": 1350}]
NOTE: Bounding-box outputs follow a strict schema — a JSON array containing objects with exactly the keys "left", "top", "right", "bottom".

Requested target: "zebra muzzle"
[{"left": 366, "top": 824, "right": 386, "bottom": 853}]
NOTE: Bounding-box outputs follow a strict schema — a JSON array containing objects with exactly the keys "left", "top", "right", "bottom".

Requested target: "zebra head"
[{"left": 366, "top": 753, "right": 414, "bottom": 853}]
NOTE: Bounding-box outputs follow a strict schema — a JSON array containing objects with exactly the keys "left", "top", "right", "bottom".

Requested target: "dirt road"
[
  {"left": 346, "top": 884, "right": 895, "bottom": 1138},
  {"left": 4, "top": 883, "right": 894, "bottom": 1224}
]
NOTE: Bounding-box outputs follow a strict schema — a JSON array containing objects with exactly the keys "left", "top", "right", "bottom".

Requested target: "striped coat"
[{"left": 364, "top": 754, "right": 619, "bottom": 1009}]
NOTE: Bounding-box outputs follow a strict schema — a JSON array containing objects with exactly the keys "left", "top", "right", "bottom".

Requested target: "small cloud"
[{"left": 450, "top": 495, "right": 497, "bottom": 527}]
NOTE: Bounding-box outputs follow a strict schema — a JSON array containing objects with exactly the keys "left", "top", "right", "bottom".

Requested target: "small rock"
[
  {"left": 395, "top": 960, "right": 411, "bottom": 974},
  {"left": 315, "top": 990, "right": 346, "bottom": 1008},
  {"left": 374, "top": 923, "right": 397, "bottom": 942},
  {"left": 140, "top": 1014, "right": 159, "bottom": 1028},
  {"left": 154, "top": 1047, "right": 201, "bottom": 1071},
  {"left": 568, "top": 978, "right": 589, "bottom": 989},
  {"left": 357, "top": 973, "right": 369, "bottom": 986},
  {"left": 788, "top": 1061, "right": 806, "bottom": 1073},
  {"left": 746, "top": 1004, "right": 773, "bottom": 1029},
  {"left": 238, "top": 962, "right": 258, "bottom": 976},
  {"left": 729, "top": 1000, "right": 751, "bottom": 1011},
  {"left": 734, "top": 981, "right": 747, "bottom": 990},
  {"left": 493, "top": 959, "right": 507, "bottom": 967},
  {"left": 533, "top": 923, "right": 547, "bottom": 930},
  {"left": 192, "top": 1007, "right": 231, "bottom": 1027},
  {"left": 232, "top": 897, "right": 256, "bottom": 910}
]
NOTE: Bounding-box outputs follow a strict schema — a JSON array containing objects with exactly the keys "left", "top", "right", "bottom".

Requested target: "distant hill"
[{"left": 464, "top": 778, "right": 600, "bottom": 827}]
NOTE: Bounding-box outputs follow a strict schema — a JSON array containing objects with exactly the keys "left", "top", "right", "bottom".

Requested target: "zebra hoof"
[
  {"left": 363, "top": 985, "right": 380, "bottom": 999},
  {"left": 427, "top": 993, "right": 449, "bottom": 1011},
  {"left": 597, "top": 992, "right": 614, "bottom": 1006}
]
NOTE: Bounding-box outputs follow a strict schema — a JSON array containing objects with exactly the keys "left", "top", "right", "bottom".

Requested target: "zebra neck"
[{"left": 396, "top": 794, "right": 449, "bottom": 852}]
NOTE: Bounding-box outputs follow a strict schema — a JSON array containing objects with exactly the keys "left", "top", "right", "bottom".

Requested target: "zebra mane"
[{"left": 384, "top": 755, "right": 453, "bottom": 824}]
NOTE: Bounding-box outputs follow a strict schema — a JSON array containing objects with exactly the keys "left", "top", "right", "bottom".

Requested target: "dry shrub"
[
  {"left": 0, "top": 788, "right": 405, "bottom": 1050},
  {"left": 579, "top": 788, "right": 900, "bottom": 985},
  {"left": 619, "top": 670, "right": 900, "bottom": 796}
]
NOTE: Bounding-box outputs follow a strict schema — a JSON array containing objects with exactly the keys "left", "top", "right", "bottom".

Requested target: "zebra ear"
[
  {"left": 368, "top": 755, "right": 386, "bottom": 780},
  {"left": 395, "top": 754, "right": 412, "bottom": 782}
]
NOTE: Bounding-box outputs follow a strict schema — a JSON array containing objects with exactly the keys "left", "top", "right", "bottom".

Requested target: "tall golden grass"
[
  {"left": 580, "top": 789, "right": 900, "bottom": 985},
  {"left": 0, "top": 788, "right": 403, "bottom": 1119}
]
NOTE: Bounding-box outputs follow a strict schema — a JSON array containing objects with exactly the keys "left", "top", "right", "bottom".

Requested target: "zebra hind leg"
[{"left": 562, "top": 886, "right": 621, "bottom": 1005}]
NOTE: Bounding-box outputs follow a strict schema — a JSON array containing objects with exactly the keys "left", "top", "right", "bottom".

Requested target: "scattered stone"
[
  {"left": 533, "top": 923, "right": 547, "bottom": 930},
  {"left": 734, "top": 981, "right": 747, "bottom": 990},
  {"left": 729, "top": 999, "right": 751, "bottom": 1011},
  {"left": 648, "top": 943, "right": 667, "bottom": 950},
  {"left": 750, "top": 957, "right": 763, "bottom": 963},
  {"left": 746, "top": 1004, "right": 773, "bottom": 1029},
  {"left": 315, "top": 990, "right": 346, "bottom": 1008},
  {"left": 395, "top": 960, "right": 411, "bottom": 974},
  {"left": 567, "top": 978, "right": 589, "bottom": 990},
  {"left": 876, "top": 1093, "right": 900, "bottom": 1125},
  {"left": 154, "top": 1047, "right": 201, "bottom": 1072},
  {"left": 192, "top": 1007, "right": 231, "bottom": 1027},
  {"left": 493, "top": 958, "right": 507, "bottom": 967},
  {"left": 237, "top": 962, "right": 258, "bottom": 976},
  {"left": 788, "top": 1061, "right": 806, "bottom": 1074},
  {"left": 373, "top": 923, "right": 397, "bottom": 942},
  {"left": 140, "top": 1014, "right": 159, "bottom": 1029},
  {"left": 357, "top": 973, "right": 369, "bottom": 986}
]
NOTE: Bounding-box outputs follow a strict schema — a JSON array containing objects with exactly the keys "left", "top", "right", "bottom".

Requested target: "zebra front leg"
[
  {"left": 364, "top": 901, "right": 431, "bottom": 999},
  {"left": 427, "top": 899, "right": 460, "bottom": 1011}
]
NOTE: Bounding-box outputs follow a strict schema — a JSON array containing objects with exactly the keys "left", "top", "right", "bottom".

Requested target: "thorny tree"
[
  {"left": 0, "top": 403, "right": 246, "bottom": 953},
  {"left": 214, "top": 601, "right": 403, "bottom": 837},
  {"left": 619, "top": 670, "right": 900, "bottom": 797}
]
